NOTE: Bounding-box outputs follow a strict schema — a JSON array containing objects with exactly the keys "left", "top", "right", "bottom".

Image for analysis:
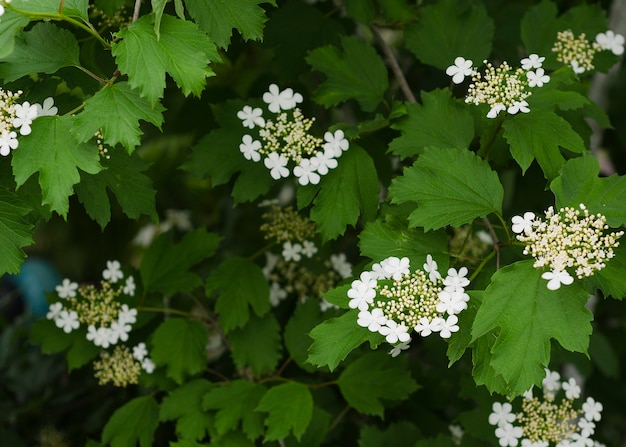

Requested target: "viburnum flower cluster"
[
  {"left": 237, "top": 84, "right": 349, "bottom": 186},
  {"left": 446, "top": 54, "right": 549, "bottom": 118},
  {"left": 512, "top": 204, "right": 623, "bottom": 290},
  {"left": 46, "top": 260, "right": 154, "bottom": 385},
  {"left": 552, "top": 29, "right": 624, "bottom": 74},
  {"left": 489, "top": 369, "right": 604, "bottom": 447},
  {"left": 0, "top": 91, "right": 57, "bottom": 156},
  {"left": 350, "top": 255, "right": 470, "bottom": 353}
]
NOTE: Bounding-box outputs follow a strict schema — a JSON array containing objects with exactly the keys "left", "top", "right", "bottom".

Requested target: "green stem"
[
  {"left": 248, "top": 242, "right": 276, "bottom": 262},
  {"left": 75, "top": 65, "right": 108, "bottom": 84},
  {"left": 138, "top": 306, "right": 202, "bottom": 319},
  {"left": 476, "top": 113, "right": 505, "bottom": 160},
  {"left": 469, "top": 250, "right": 495, "bottom": 282},
  {"left": 64, "top": 103, "right": 85, "bottom": 117},
  {"left": 495, "top": 212, "right": 512, "bottom": 246}
]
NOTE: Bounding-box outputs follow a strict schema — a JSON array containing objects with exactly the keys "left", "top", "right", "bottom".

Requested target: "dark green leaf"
[
  {"left": 256, "top": 382, "right": 313, "bottom": 442},
  {"left": 359, "top": 422, "right": 422, "bottom": 447},
  {"left": 0, "top": 10, "right": 30, "bottom": 59},
  {"left": 160, "top": 379, "right": 215, "bottom": 441},
  {"left": 101, "top": 396, "right": 159, "bottom": 447},
  {"left": 0, "top": 188, "right": 34, "bottom": 275},
  {"left": 229, "top": 313, "right": 282, "bottom": 376}
]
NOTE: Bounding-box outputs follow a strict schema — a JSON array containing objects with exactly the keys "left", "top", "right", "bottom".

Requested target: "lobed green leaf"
[
  {"left": 228, "top": 313, "right": 282, "bottom": 376},
  {"left": 160, "top": 379, "right": 215, "bottom": 441},
  {"left": 101, "top": 396, "right": 159, "bottom": 447},
  {"left": 255, "top": 382, "right": 313, "bottom": 442},
  {"left": 0, "top": 188, "right": 34, "bottom": 275}
]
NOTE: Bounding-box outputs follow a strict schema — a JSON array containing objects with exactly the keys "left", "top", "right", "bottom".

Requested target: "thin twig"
[
  {"left": 132, "top": 0, "right": 142, "bottom": 23},
  {"left": 370, "top": 25, "right": 417, "bottom": 104},
  {"left": 482, "top": 216, "right": 500, "bottom": 270}
]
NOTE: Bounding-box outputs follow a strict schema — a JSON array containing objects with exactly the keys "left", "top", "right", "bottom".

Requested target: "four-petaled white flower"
[
  {"left": 446, "top": 57, "right": 474, "bottom": 84},
  {"left": 282, "top": 241, "right": 303, "bottom": 262},
  {"left": 240, "top": 134, "right": 262, "bottom": 162},
  {"left": 269, "top": 281, "right": 287, "bottom": 306},
  {"left": 388, "top": 341, "right": 410, "bottom": 358},
  {"left": 46, "top": 302, "right": 63, "bottom": 321},
  {"left": 595, "top": 30, "right": 624, "bottom": 56},
  {"left": 56, "top": 278, "right": 78, "bottom": 298},
  {"left": 512, "top": 212, "right": 536, "bottom": 235},
  {"left": 264, "top": 152, "right": 290, "bottom": 179},
  {"left": 507, "top": 100, "right": 530, "bottom": 115},
  {"left": 34, "top": 97, "right": 58, "bottom": 117},
  {"left": 487, "top": 103, "right": 506, "bottom": 119},
  {"left": 541, "top": 269, "right": 574, "bottom": 290},
  {"left": 0, "top": 130, "right": 18, "bottom": 156},
  {"left": 562, "top": 377, "right": 581, "bottom": 399},
  {"left": 495, "top": 423, "right": 523, "bottom": 447},
  {"left": 313, "top": 148, "right": 338, "bottom": 175},
  {"left": 357, "top": 308, "right": 388, "bottom": 332},
  {"left": 378, "top": 320, "right": 411, "bottom": 344},
  {"left": 527, "top": 68, "right": 550, "bottom": 88},
  {"left": 423, "top": 254, "right": 442, "bottom": 282},
  {"left": 443, "top": 267, "right": 470, "bottom": 291},
  {"left": 293, "top": 158, "right": 321, "bottom": 186},
  {"left": 489, "top": 402, "right": 516, "bottom": 426},
  {"left": 322, "top": 129, "right": 349, "bottom": 157},
  {"left": 133, "top": 342, "right": 148, "bottom": 361},
  {"left": 124, "top": 276, "right": 136, "bottom": 296},
  {"left": 12, "top": 101, "right": 38, "bottom": 135},
  {"left": 103, "top": 260, "right": 123, "bottom": 283},
  {"left": 381, "top": 256, "right": 410, "bottom": 280},
  {"left": 582, "top": 397, "right": 603, "bottom": 422},
  {"left": 437, "top": 315, "right": 460, "bottom": 338},
  {"left": 301, "top": 240, "right": 317, "bottom": 258},
  {"left": 521, "top": 54, "right": 545, "bottom": 70},
  {"left": 263, "top": 84, "right": 302, "bottom": 113},
  {"left": 56, "top": 310, "right": 80, "bottom": 333},
  {"left": 237, "top": 105, "right": 265, "bottom": 129}
]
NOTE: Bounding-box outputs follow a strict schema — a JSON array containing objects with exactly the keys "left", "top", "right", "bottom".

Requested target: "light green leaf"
[
  {"left": 206, "top": 257, "right": 270, "bottom": 333},
  {"left": 503, "top": 109, "right": 586, "bottom": 180},
  {"left": 307, "top": 311, "right": 384, "bottom": 371},
  {"left": 255, "top": 382, "right": 313, "bottom": 442},
  {"left": 404, "top": 0, "right": 493, "bottom": 70},
  {"left": 151, "top": 318, "right": 209, "bottom": 384},
  {"left": 584, "top": 243, "right": 626, "bottom": 300},
  {"left": 228, "top": 313, "right": 282, "bottom": 376},
  {"left": 140, "top": 228, "right": 221, "bottom": 295},
  {"left": 113, "top": 14, "right": 220, "bottom": 105},
  {"left": 389, "top": 89, "right": 474, "bottom": 158},
  {"left": 12, "top": 115, "right": 102, "bottom": 217},
  {"left": 0, "top": 22, "right": 79, "bottom": 81},
  {"left": 0, "top": 10, "right": 30, "bottom": 59},
  {"left": 337, "top": 351, "right": 419, "bottom": 416},
  {"left": 73, "top": 82, "right": 165, "bottom": 153},
  {"left": 151, "top": 0, "right": 168, "bottom": 39},
  {"left": 160, "top": 379, "right": 215, "bottom": 441},
  {"left": 202, "top": 380, "right": 266, "bottom": 441},
  {"left": 306, "top": 36, "right": 388, "bottom": 112},
  {"left": 322, "top": 284, "right": 351, "bottom": 309},
  {"left": 101, "top": 396, "right": 159, "bottom": 447},
  {"left": 308, "top": 146, "right": 379, "bottom": 241},
  {"left": 0, "top": 188, "right": 34, "bottom": 275},
  {"left": 284, "top": 299, "right": 324, "bottom": 372},
  {"left": 471, "top": 261, "right": 592, "bottom": 396},
  {"left": 11, "top": 0, "right": 89, "bottom": 21},
  {"left": 184, "top": 0, "right": 273, "bottom": 49},
  {"left": 389, "top": 147, "right": 503, "bottom": 231}
]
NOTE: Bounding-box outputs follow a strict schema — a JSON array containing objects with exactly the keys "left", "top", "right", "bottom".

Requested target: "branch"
[
  {"left": 132, "top": 0, "right": 142, "bottom": 23},
  {"left": 482, "top": 216, "right": 501, "bottom": 270}
]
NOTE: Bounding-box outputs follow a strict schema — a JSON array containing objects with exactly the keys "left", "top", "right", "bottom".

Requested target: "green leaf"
[
  {"left": 151, "top": 318, "right": 209, "bottom": 384},
  {"left": 160, "top": 379, "right": 215, "bottom": 441},
  {"left": 389, "top": 89, "right": 474, "bottom": 158},
  {"left": 502, "top": 109, "right": 586, "bottom": 180},
  {"left": 255, "top": 382, "right": 313, "bottom": 442},
  {"left": 29, "top": 318, "right": 73, "bottom": 354},
  {"left": 308, "top": 146, "right": 379, "bottom": 241},
  {"left": 343, "top": 0, "right": 375, "bottom": 24},
  {"left": 11, "top": 0, "right": 89, "bottom": 21},
  {"left": 589, "top": 331, "right": 620, "bottom": 378},
  {"left": 66, "top": 332, "right": 100, "bottom": 371},
  {"left": 337, "top": 351, "right": 419, "bottom": 416},
  {"left": 112, "top": 14, "right": 220, "bottom": 105},
  {"left": 284, "top": 299, "right": 324, "bottom": 372},
  {"left": 306, "top": 36, "right": 388, "bottom": 112},
  {"left": 359, "top": 422, "right": 422, "bottom": 447},
  {"left": 73, "top": 82, "right": 165, "bottom": 153},
  {"left": 583, "top": 243, "right": 626, "bottom": 299},
  {"left": 184, "top": 0, "right": 273, "bottom": 49},
  {"left": 471, "top": 261, "right": 593, "bottom": 396},
  {"left": 75, "top": 150, "right": 157, "bottom": 229},
  {"left": 520, "top": 0, "right": 559, "bottom": 60},
  {"left": 446, "top": 291, "right": 482, "bottom": 366},
  {"left": 140, "top": 228, "right": 221, "bottom": 295},
  {"left": 151, "top": 0, "right": 168, "bottom": 39},
  {"left": 0, "top": 10, "right": 30, "bottom": 59},
  {"left": 101, "top": 396, "right": 159, "bottom": 447},
  {"left": 0, "top": 188, "right": 34, "bottom": 275},
  {"left": 389, "top": 147, "right": 503, "bottom": 231},
  {"left": 0, "top": 22, "right": 79, "bottom": 81},
  {"left": 206, "top": 257, "right": 271, "bottom": 333},
  {"left": 307, "top": 311, "right": 384, "bottom": 371},
  {"left": 404, "top": 0, "right": 493, "bottom": 70},
  {"left": 202, "top": 380, "right": 266, "bottom": 441},
  {"left": 12, "top": 115, "right": 102, "bottom": 217},
  {"left": 228, "top": 313, "right": 282, "bottom": 376}
]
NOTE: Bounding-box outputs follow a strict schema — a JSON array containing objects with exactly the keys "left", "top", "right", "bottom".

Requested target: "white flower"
[
  {"left": 541, "top": 269, "right": 574, "bottom": 290},
  {"left": 0, "top": 130, "right": 18, "bottom": 156},
  {"left": 86, "top": 325, "right": 106, "bottom": 347},
  {"left": 527, "top": 68, "right": 550, "bottom": 87},
  {"left": 507, "top": 100, "right": 530, "bottom": 115},
  {"left": 578, "top": 418, "right": 595, "bottom": 437},
  {"left": 331, "top": 253, "right": 352, "bottom": 278},
  {"left": 571, "top": 60, "right": 586, "bottom": 74},
  {"left": 269, "top": 282, "right": 287, "bottom": 306},
  {"left": 55, "top": 310, "right": 79, "bottom": 333},
  {"left": 495, "top": 423, "right": 523, "bottom": 447},
  {"left": 380, "top": 256, "right": 410, "bottom": 280},
  {"left": 378, "top": 320, "right": 411, "bottom": 344},
  {"left": 300, "top": 240, "right": 317, "bottom": 258},
  {"left": 436, "top": 290, "right": 468, "bottom": 315},
  {"left": 562, "top": 377, "right": 581, "bottom": 399},
  {"left": 102, "top": 260, "right": 123, "bottom": 283},
  {"left": 282, "top": 241, "right": 302, "bottom": 262},
  {"left": 512, "top": 212, "right": 536, "bottom": 235},
  {"left": 239, "top": 134, "right": 262, "bottom": 162},
  {"left": 313, "top": 148, "right": 338, "bottom": 175},
  {"left": 357, "top": 308, "right": 388, "bottom": 332},
  {"left": 237, "top": 105, "right": 265, "bottom": 129},
  {"left": 370, "top": 262, "right": 386, "bottom": 279},
  {"left": 423, "top": 254, "right": 442, "bottom": 282},
  {"left": 521, "top": 54, "right": 545, "bottom": 70},
  {"left": 595, "top": 30, "right": 624, "bottom": 56},
  {"left": 437, "top": 315, "right": 460, "bottom": 338},
  {"left": 12, "top": 101, "right": 38, "bottom": 135},
  {"left": 443, "top": 267, "right": 470, "bottom": 292},
  {"left": 0, "top": 5, "right": 4, "bottom": 16},
  {"left": 489, "top": 402, "right": 516, "bottom": 426},
  {"left": 34, "top": 97, "right": 58, "bottom": 117},
  {"left": 262, "top": 251, "right": 280, "bottom": 278},
  {"left": 123, "top": 276, "right": 136, "bottom": 296},
  {"left": 165, "top": 209, "right": 192, "bottom": 231},
  {"left": 446, "top": 57, "right": 474, "bottom": 84},
  {"left": 388, "top": 341, "right": 410, "bottom": 358},
  {"left": 487, "top": 103, "right": 506, "bottom": 118},
  {"left": 264, "top": 152, "right": 290, "bottom": 180},
  {"left": 293, "top": 158, "right": 321, "bottom": 186},
  {"left": 322, "top": 129, "right": 349, "bottom": 157},
  {"left": 55, "top": 278, "right": 78, "bottom": 298},
  {"left": 542, "top": 369, "right": 561, "bottom": 394},
  {"left": 110, "top": 320, "right": 131, "bottom": 343},
  {"left": 142, "top": 357, "right": 156, "bottom": 373},
  {"left": 118, "top": 304, "right": 137, "bottom": 325},
  {"left": 414, "top": 317, "right": 438, "bottom": 337},
  {"left": 133, "top": 342, "right": 148, "bottom": 361},
  {"left": 582, "top": 397, "right": 603, "bottom": 422},
  {"left": 319, "top": 299, "right": 338, "bottom": 312},
  {"left": 522, "top": 441, "right": 548, "bottom": 447},
  {"left": 46, "top": 302, "right": 63, "bottom": 321},
  {"left": 262, "top": 84, "right": 302, "bottom": 113},
  {"left": 569, "top": 432, "right": 593, "bottom": 447},
  {"left": 133, "top": 224, "right": 159, "bottom": 247},
  {"left": 347, "top": 281, "right": 375, "bottom": 311}
]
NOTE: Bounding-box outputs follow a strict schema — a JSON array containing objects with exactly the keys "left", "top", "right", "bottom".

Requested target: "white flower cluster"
[
  {"left": 0, "top": 92, "right": 57, "bottom": 156},
  {"left": 237, "top": 84, "right": 349, "bottom": 186},
  {"left": 350, "top": 255, "right": 470, "bottom": 354},
  {"left": 446, "top": 55, "right": 549, "bottom": 118},
  {"left": 552, "top": 29, "right": 624, "bottom": 74},
  {"left": 489, "top": 369, "right": 603, "bottom": 447},
  {"left": 512, "top": 204, "right": 623, "bottom": 290},
  {"left": 45, "top": 260, "right": 154, "bottom": 376}
]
